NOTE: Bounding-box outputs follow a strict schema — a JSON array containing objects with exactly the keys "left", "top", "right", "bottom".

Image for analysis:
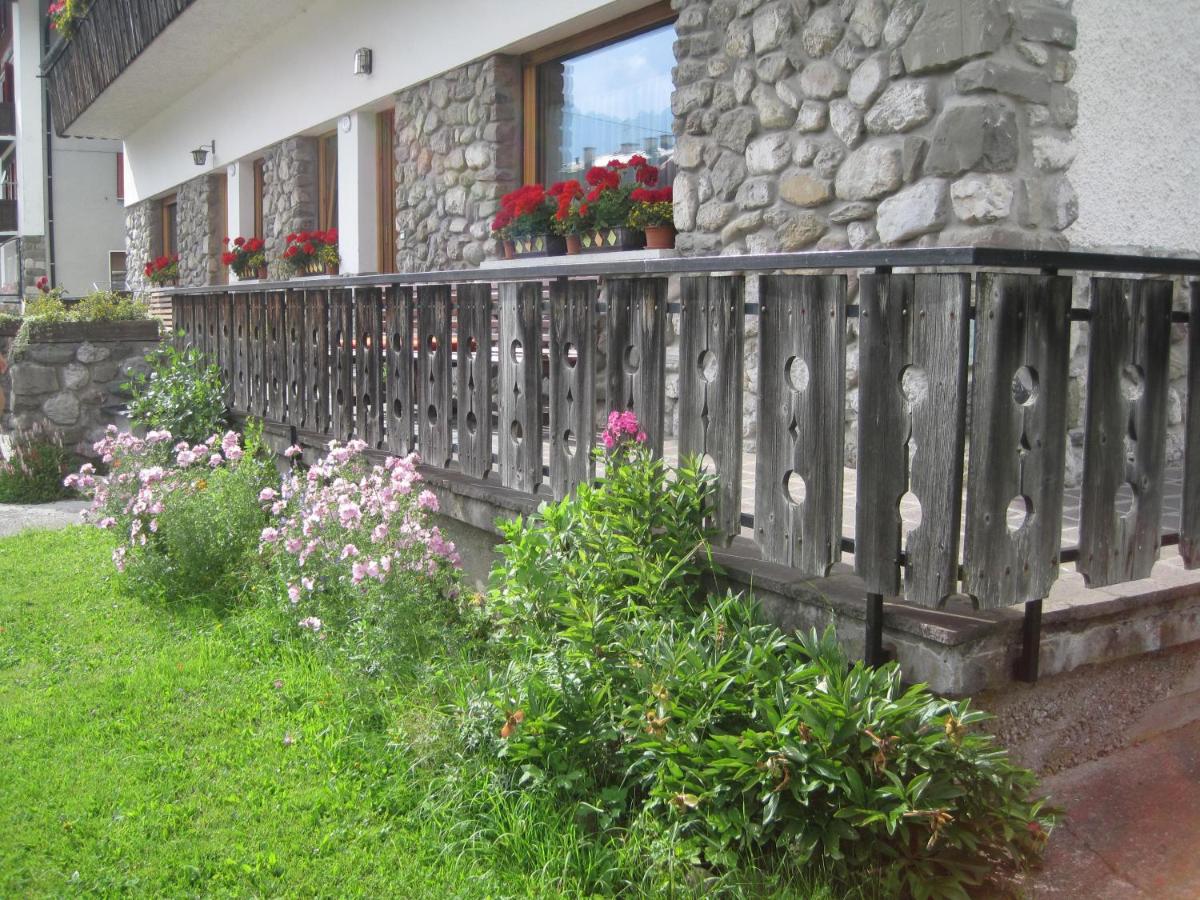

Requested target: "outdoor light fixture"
[
  {"left": 191, "top": 141, "right": 215, "bottom": 166},
  {"left": 353, "top": 47, "right": 373, "bottom": 75}
]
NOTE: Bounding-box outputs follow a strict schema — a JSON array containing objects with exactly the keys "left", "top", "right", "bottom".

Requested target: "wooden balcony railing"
[
  {"left": 165, "top": 247, "right": 1200, "bottom": 682},
  {"left": 43, "top": 0, "right": 195, "bottom": 134}
]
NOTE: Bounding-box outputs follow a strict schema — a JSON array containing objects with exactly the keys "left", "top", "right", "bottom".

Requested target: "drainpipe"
[{"left": 40, "top": 11, "right": 55, "bottom": 286}]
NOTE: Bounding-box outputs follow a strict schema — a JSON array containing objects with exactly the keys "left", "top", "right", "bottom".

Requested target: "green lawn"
[{"left": 0, "top": 527, "right": 838, "bottom": 898}]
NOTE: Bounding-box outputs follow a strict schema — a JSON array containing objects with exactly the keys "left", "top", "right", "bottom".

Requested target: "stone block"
[
  {"left": 829, "top": 99, "right": 865, "bottom": 148},
  {"left": 801, "top": 6, "right": 844, "bottom": 57},
  {"left": 745, "top": 133, "right": 793, "bottom": 174},
  {"left": 751, "top": 83, "right": 796, "bottom": 128},
  {"left": 1013, "top": 0, "right": 1077, "bottom": 48},
  {"left": 883, "top": 0, "right": 922, "bottom": 47},
  {"left": 1042, "top": 176, "right": 1078, "bottom": 230},
  {"left": 847, "top": 55, "right": 888, "bottom": 108},
  {"left": 956, "top": 59, "right": 1052, "bottom": 104},
  {"left": 736, "top": 178, "right": 775, "bottom": 209},
  {"left": 672, "top": 80, "right": 714, "bottom": 116},
  {"left": 732, "top": 65, "right": 756, "bottom": 104},
  {"left": 43, "top": 391, "right": 81, "bottom": 426},
  {"left": 799, "top": 60, "right": 849, "bottom": 100},
  {"left": 829, "top": 201, "right": 875, "bottom": 223},
  {"left": 715, "top": 108, "right": 758, "bottom": 152},
  {"left": 697, "top": 200, "right": 737, "bottom": 230},
  {"left": 902, "top": 135, "right": 928, "bottom": 182},
  {"left": 900, "top": 0, "right": 1008, "bottom": 73},
  {"left": 774, "top": 212, "right": 827, "bottom": 249},
  {"left": 876, "top": 178, "right": 949, "bottom": 243},
  {"left": 752, "top": 3, "right": 792, "bottom": 53},
  {"left": 924, "top": 101, "right": 1019, "bottom": 175},
  {"left": 950, "top": 174, "right": 1014, "bottom": 224},
  {"left": 834, "top": 143, "right": 903, "bottom": 200},
  {"left": 755, "top": 51, "right": 791, "bottom": 83},
  {"left": 62, "top": 363, "right": 90, "bottom": 391},
  {"left": 849, "top": 0, "right": 886, "bottom": 48},
  {"left": 1051, "top": 84, "right": 1078, "bottom": 128},
  {"left": 711, "top": 153, "right": 749, "bottom": 199},
  {"left": 779, "top": 171, "right": 834, "bottom": 207},
  {"left": 1032, "top": 134, "right": 1076, "bottom": 172},
  {"left": 847, "top": 219, "right": 878, "bottom": 248},
  {"left": 795, "top": 99, "right": 828, "bottom": 131},
  {"left": 865, "top": 80, "right": 937, "bottom": 134},
  {"left": 27, "top": 344, "right": 77, "bottom": 365},
  {"left": 721, "top": 210, "right": 764, "bottom": 244},
  {"left": 11, "top": 364, "right": 59, "bottom": 395},
  {"left": 793, "top": 138, "right": 819, "bottom": 166}
]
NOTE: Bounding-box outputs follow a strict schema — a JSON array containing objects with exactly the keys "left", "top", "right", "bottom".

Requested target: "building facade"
[
  {"left": 1, "top": 0, "right": 126, "bottom": 307},
  {"left": 42, "top": 0, "right": 1199, "bottom": 473}
]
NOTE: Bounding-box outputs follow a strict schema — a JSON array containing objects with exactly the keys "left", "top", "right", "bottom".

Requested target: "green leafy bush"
[
  {"left": 465, "top": 415, "right": 1057, "bottom": 896},
  {"left": 126, "top": 340, "right": 227, "bottom": 444},
  {"left": 0, "top": 423, "right": 76, "bottom": 504},
  {"left": 10, "top": 290, "right": 154, "bottom": 360}
]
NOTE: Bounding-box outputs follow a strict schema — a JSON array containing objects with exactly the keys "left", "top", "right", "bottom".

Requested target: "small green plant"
[
  {"left": 0, "top": 423, "right": 76, "bottom": 503},
  {"left": 10, "top": 289, "right": 154, "bottom": 360},
  {"left": 463, "top": 410, "right": 1057, "bottom": 895},
  {"left": 125, "top": 338, "right": 227, "bottom": 444},
  {"left": 73, "top": 290, "right": 150, "bottom": 321}
]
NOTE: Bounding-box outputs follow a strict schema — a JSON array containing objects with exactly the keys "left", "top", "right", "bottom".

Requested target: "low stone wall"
[{"left": 0, "top": 320, "right": 160, "bottom": 456}]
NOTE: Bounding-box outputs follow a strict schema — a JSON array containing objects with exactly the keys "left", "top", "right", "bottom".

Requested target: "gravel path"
[{"left": 0, "top": 500, "right": 89, "bottom": 538}]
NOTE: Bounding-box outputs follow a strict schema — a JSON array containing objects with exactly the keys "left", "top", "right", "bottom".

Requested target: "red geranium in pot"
[
  {"left": 144, "top": 254, "right": 180, "bottom": 287},
  {"left": 496, "top": 184, "right": 563, "bottom": 257},
  {"left": 628, "top": 186, "right": 675, "bottom": 249},
  {"left": 283, "top": 229, "right": 340, "bottom": 276},
  {"left": 221, "top": 236, "right": 268, "bottom": 280}
]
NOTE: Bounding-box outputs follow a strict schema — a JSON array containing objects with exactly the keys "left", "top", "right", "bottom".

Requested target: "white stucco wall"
[
  {"left": 13, "top": 0, "right": 46, "bottom": 234},
  {"left": 120, "top": 0, "right": 653, "bottom": 203},
  {"left": 1067, "top": 0, "right": 1200, "bottom": 255},
  {"left": 50, "top": 135, "right": 127, "bottom": 294}
]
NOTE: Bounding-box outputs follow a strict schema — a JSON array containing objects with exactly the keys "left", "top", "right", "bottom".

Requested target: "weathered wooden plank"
[
  {"left": 605, "top": 277, "right": 667, "bottom": 454},
  {"left": 754, "top": 274, "right": 847, "bottom": 576},
  {"left": 1078, "top": 278, "right": 1174, "bottom": 586},
  {"left": 384, "top": 286, "right": 415, "bottom": 455},
  {"left": 1183, "top": 282, "right": 1200, "bottom": 568},
  {"left": 416, "top": 284, "right": 452, "bottom": 468},
  {"left": 963, "top": 273, "right": 1072, "bottom": 608},
  {"left": 330, "top": 289, "right": 356, "bottom": 442},
  {"left": 250, "top": 292, "right": 268, "bottom": 419},
  {"left": 267, "top": 291, "right": 287, "bottom": 424},
  {"left": 678, "top": 275, "right": 745, "bottom": 543},
  {"left": 354, "top": 287, "right": 385, "bottom": 449},
  {"left": 232, "top": 293, "right": 249, "bottom": 413},
  {"left": 455, "top": 283, "right": 493, "bottom": 479},
  {"left": 548, "top": 279, "right": 596, "bottom": 499},
  {"left": 300, "top": 291, "right": 326, "bottom": 435},
  {"left": 855, "top": 273, "right": 970, "bottom": 606},
  {"left": 497, "top": 281, "right": 543, "bottom": 493},
  {"left": 284, "top": 290, "right": 304, "bottom": 427}
]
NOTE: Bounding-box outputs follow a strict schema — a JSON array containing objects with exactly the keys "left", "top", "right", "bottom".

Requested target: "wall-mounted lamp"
[
  {"left": 192, "top": 141, "right": 215, "bottom": 166},
  {"left": 353, "top": 47, "right": 373, "bottom": 76}
]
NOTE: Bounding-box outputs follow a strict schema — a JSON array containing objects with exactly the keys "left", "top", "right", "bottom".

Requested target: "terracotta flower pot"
[
  {"left": 643, "top": 225, "right": 676, "bottom": 250},
  {"left": 325, "top": 262, "right": 338, "bottom": 276},
  {"left": 257, "top": 265, "right": 268, "bottom": 280},
  {"left": 565, "top": 234, "right": 583, "bottom": 255},
  {"left": 503, "top": 240, "right": 516, "bottom": 260}
]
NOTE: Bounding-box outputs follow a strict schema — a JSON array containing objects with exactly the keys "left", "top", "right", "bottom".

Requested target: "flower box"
[
  {"left": 579, "top": 227, "right": 645, "bottom": 254},
  {"left": 512, "top": 234, "right": 566, "bottom": 258}
]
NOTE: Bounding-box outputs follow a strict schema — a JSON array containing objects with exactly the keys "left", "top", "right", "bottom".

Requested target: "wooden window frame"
[
  {"left": 317, "top": 131, "right": 338, "bottom": 232},
  {"left": 252, "top": 158, "right": 265, "bottom": 239},
  {"left": 116, "top": 152, "right": 124, "bottom": 202},
  {"left": 376, "top": 108, "right": 397, "bottom": 273},
  {"left": 159, "top": 193, "right": 178, "bottom": 257},
  {"left": 520, "top": 1, "right": 675, "bottom": 184}
]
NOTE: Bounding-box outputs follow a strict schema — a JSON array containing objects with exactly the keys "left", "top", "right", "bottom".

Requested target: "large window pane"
[{"left": 538, "top": 24, "right": 675, "bottom": 186}]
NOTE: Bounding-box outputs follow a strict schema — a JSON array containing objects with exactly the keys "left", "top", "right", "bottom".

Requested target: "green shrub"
[
  {"left": 73, "top": 290, "right": 150, "bottom": 322},
  {"left": 0, "top": 423, "right": 76, "bottom": 504},
  {"left": 126, "top": 340, "right": 227, "bottom": 444},
  {"left": 10, "top": 290, "right": 155, "bottom": 360},
  {"left": 69, "top": 421, "right": 276, "bottom": 605},
  {"left": 466, "top": 418, "right": 1057, "bottom": 896}
]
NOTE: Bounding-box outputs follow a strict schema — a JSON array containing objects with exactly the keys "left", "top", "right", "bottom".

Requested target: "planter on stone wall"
[
  {"left": 511, "top": 234, "right": 566, "bottom": 258},
  {"left": 579, "top": 226, "right": 645, "bottom": 253}
]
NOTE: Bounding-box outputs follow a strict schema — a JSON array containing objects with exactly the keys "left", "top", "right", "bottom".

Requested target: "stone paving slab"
[
  {"left": 0, "top": 500, "right": 88, "bottom": 538},
  {"left": 1029, "top": 720, "right": 1200, "bottom": 899}
]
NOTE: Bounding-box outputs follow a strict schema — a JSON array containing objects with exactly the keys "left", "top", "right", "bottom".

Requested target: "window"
[
  {"left": 160, "top": 194, "right": 178, "bottom": 257},
  {"left": 524, "top": 4, "right": 676, "bottom": 186},
  {"left": 252, "top": 158, "right": 265, "bottom": 238},
  {"left": 317, "top": 131, "right": 338, "bottom": 232},
  {"left": 108, "top": 251, "right": 127, "bottom": 292},
  {"left": 377, "top": 109, "right": 396, "bottom": 273}
]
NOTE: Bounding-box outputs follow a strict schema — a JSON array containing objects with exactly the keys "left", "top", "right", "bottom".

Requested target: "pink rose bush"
[
  {"left": 66, "top": 423, "right": 275, "bottom": 598},
  {"left": 257, "top": 439, "right": 461, "bottom": 674}
]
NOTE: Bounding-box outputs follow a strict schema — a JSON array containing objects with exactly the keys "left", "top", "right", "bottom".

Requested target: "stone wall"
[
  {"left": 393, "top": 54, "right": 522, "bottom": 271},
  {"left": 0, "top": 320, "right": 160, "bottom": 456},
  {"left": 125, "top": 199, "right": 161, "bottom": 295},
  {"left": 176, "top": 174, "right": 224, "bottom": 287},
  {"left": 664, "top": 0, "right": 1081, "bottom": 464},
  {"left": 261, "top": 137, "right": 318, "bottom": 278}
]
